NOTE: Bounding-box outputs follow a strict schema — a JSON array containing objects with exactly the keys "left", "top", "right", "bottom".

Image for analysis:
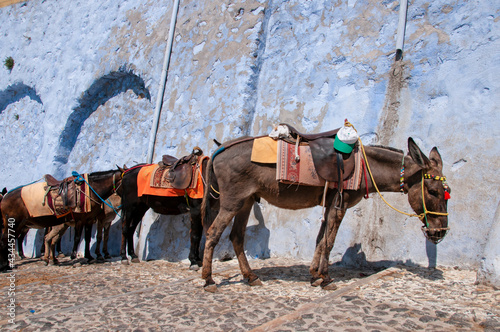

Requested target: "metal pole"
[
  {"left": 395, "top": 0, "right": 408, "bottom": 61},
  {"left": 146, "top": 0, "right": 181, "bottom": 163}
]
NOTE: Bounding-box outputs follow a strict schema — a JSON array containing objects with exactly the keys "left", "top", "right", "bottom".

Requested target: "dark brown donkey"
[
  {"left": 201, "top": 136, "right": 450, "bottom": 292},
  {"left": 0, "top": 169, "right": 122, "bottom": 269},
  {"left": 119, "top": 149, "right": 209, "bottom": 269}
]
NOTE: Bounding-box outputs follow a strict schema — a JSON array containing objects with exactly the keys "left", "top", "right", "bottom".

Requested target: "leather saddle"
[
  {"left": 44, "top": 174, "right": 79, "bottom": 209},
  {"left": 279, "top": 124, "right": 356, "bottom": 183},
  {"left": 159, "top": 147, "right": 203, "bottom": 190}
]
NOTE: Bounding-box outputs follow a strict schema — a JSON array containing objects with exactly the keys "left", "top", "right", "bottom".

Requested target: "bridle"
[
  {"left": 358, "top": 137, "right": 450, "bottom": 243},
  {"left": 419, "top": 173, "right": 450, "bottom": 243}
]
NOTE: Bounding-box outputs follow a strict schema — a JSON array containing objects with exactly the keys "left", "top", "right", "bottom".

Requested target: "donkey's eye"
[{"left": 428, "top": 189, "right": 439, "bottom": 197}]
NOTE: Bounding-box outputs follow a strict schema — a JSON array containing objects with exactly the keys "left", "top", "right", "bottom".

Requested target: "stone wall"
[{"left": 0, "top": 0, "right": 498, "bottom": 285}]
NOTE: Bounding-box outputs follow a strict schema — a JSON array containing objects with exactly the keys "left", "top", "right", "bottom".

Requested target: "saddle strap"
[
  {"left": 335, "top": 152, "right": 344, "bottom": 209},
  {"left": 336, "top": 152, "right": 344, "bottom": 193},
  {"left": 295, "top": 136, "right": 301, "bottom": 162}
]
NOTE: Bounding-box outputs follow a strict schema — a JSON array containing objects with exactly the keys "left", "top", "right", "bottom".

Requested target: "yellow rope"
[
  {"left": 357, "top": 136, "right": 421, "bottom": 219},
  {"left": 345, "top": 120, "right": 448, "bottom": 221},
  {"left": 210, "top": 184, "right": 220, "bottom": 195}
]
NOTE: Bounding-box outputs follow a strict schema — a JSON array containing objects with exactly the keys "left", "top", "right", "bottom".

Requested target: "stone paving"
[{"left": 0, "top": 256, "right": 499, "bottom": 331}]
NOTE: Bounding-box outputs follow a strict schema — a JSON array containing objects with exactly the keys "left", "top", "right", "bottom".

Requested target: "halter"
[{"left": 420, "top": 172, "right": 450, "bottom": 243}]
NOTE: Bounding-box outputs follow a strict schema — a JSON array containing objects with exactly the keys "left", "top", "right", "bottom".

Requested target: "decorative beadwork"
[
  {"left": 400, "top": 155, "right": 405, "bottom": 193},
  {"left": 400, "top": 167, "right": 405, "bottom": 192},
  {"left": 423, "top": 173, "right": 451, "bottom": 200}
]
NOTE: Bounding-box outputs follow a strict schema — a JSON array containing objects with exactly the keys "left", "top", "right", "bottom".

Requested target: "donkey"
[
  {"left": 42, "top": 193, "right": 121, "bottom": 264},
  {"left": 0, "top": 169, "right": 122, "bottom": 269},
  {"left": 201, "top": 136, "right": 449, "bottom": 292},
  {"left": 119, "top": 153, "right": 209, "bottom": 269}
]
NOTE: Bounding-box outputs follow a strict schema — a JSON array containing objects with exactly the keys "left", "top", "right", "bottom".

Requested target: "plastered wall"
[{"left": 0, "top": 0, "right": 498, "bottom": 285}]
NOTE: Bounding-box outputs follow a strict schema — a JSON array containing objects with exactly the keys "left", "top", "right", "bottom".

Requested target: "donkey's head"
[{"left": 406, "top": 138, "right": 450, "bottom": 244}]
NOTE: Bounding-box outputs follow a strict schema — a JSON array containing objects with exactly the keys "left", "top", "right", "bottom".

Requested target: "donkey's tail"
[{"left": 201, "top": 157, "right": 219, "bottom": 233}]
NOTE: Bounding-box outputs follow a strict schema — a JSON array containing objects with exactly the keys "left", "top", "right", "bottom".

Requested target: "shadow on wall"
[
  {"left": 245, "top": 202, "right": 270, "bottom": 259},
  {"left": 53, "top": 69, "right": 151, "bottom": 176},
  {"left": 0, "top": 82, "right": 43, "bottom": 113}
]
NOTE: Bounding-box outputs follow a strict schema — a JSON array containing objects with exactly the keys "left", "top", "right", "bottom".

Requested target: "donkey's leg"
[
  {"left": 310, "top": 220, "right": 326, "bottom": 285},
  {"left": 44, "top": 225, "right": 67, "bottom": 265},
  {"left": 95, "top": 217, "right": 104, "bottom": 261},
  {"left": 83, "top": 223, "right": 93, "bottom": 261},
  {"left": 102, "top": 218, "right": 112, "bottom": 259},
  {"left": 71, "top": 224, "right": 83, "bottom": 260},
  {"left": 121, "top": 206, "right": 147, "bottom": 263},
  {"left": 128, "top": 217, "right": 142, "bottom": 263},
  {"left": 230, "top": 198, "right": 261, "bottom": 286},
  {"left": 55, "top": 236, "right": 63, "bottom": 258},
  {"left": 40, "top": 227, "right": 49, "bottom": 256},
  {"left": 202, "top": 208, "right": 239, "bottom": 292},
  {"left": 310, "top": 191, "right": 346, "bottom": 289},
  {"left": 42, "top": 227, "right": 52, "bottom": 264},
  {"left": 188, "top": 200, "right": 203, "bottom": 269},
  {"left": 17, "top": 228, "right": 28, "bottom": 259},
  {"left": 120, "top": 214, "right": 130, "bottom": 263},
  {"left": 50, "top": 225, "right": 68, "bottom": 265}
]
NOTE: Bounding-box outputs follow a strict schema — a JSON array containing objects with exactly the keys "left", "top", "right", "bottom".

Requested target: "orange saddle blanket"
[{"left": 137, "top": 156, "right": 207, "bottom": 199}]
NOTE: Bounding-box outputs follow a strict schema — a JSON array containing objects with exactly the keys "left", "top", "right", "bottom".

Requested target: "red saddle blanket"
[
  {"left": 277, "top": 140, "right": 363, "bottom": 190},
  {"left": 137, "top": 157, "right": 207, "bottom": 199}
]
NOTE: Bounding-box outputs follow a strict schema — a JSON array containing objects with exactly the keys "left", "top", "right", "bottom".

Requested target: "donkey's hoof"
[
  {"left": 249, "top": 277, "right": 263, "bottom": 287},
  {"left": 57, "top": 253, "right": 66, "bottom": 259},
  {"left": 189, "top": 264, "right": 200, "bottom": 271},
  {"left": 311, "top": 278, "right": 323, "bottom": 287},
  {"left": 131, "top": 258, "right": 140, "bottom": 264},
  {"left": 321, "top": 280, "right": 338, "bottom": 291},
  {"left": 121, "top": 259, "right": 129, "bottom": 265},
  {"left": 204, "top": 284, "right": 218, "bottom": 293}
]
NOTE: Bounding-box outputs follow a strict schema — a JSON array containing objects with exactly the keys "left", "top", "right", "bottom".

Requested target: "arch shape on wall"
[
  {"left": 0, "top": 82, "right": 43, "bottom": 113},
  {"left": 53, "top": 70, "right": 151, "bottom": 169}
]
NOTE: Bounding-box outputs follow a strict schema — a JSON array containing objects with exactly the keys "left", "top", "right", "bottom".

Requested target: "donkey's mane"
[
  {"left": 367, "top": 145, "right": 404, "bottom": 154},
  {"left": 88, "top": 169, "right": 117, "bottom": 179}
]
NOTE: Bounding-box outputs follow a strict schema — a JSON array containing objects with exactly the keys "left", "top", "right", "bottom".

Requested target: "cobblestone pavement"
[{"left": 0, "top": 256, "right": 499, "bottom": 331}]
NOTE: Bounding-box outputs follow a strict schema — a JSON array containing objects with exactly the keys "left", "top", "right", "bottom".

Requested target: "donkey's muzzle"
[{"left": 422, "top": 226, "right": 450, "bottom": 244}]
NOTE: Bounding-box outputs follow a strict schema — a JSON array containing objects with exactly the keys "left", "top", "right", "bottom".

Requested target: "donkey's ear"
[
  {"left": 1, "top": 187, "right": 6, "bottom": 195},
  {"left": 408, "top": 137, "right": 431, "bottom": 169},
  {"left": 429, "top": 147, "right": 443, "bottom": 170}
]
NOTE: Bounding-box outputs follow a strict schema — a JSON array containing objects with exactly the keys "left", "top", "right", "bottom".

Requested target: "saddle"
[
  {"left": 43, "top": 174, "right": 83, "bottom": 215},
  {"left": 284, "top": 124, "right": 339, "bottom": 142},
  {"left": 158, "top": 147, "right": 203, "bottom": 190},
  {"left": 278, "top": 124, "right": 356, "bottom": 183}
]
